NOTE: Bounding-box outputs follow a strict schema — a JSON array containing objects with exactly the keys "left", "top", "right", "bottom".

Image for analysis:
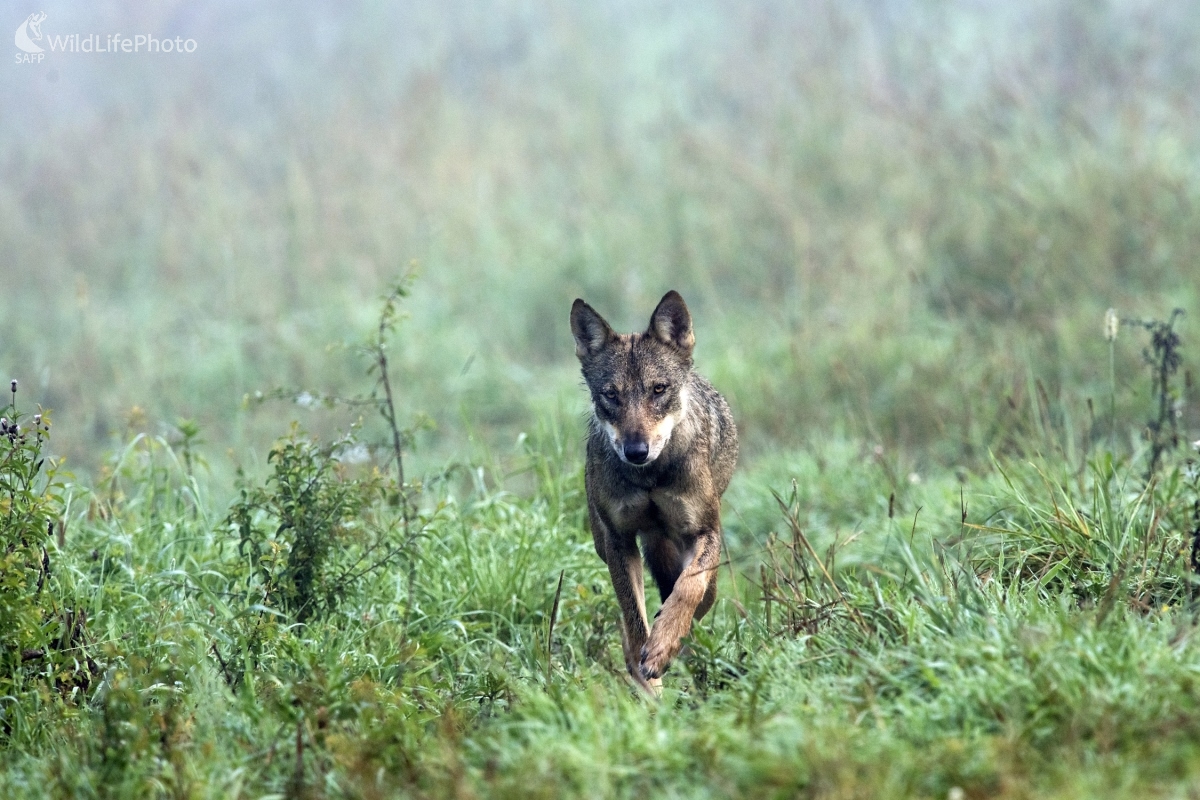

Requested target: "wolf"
[{"left": 570, "top": 290, "right": 738, "bottom": 691}]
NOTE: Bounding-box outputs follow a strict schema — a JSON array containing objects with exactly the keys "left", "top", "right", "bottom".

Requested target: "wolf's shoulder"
[
  {"left": 685, "top": 373, "right": 730, "bottom": 414},
  {"left": 682, "top": 373, "right": 737, "bottom": 490},
  {"left": 685, "top": 372, "right": 736, "bottom": 442}
]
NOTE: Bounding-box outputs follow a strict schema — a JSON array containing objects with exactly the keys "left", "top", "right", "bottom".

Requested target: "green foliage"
[
  {"left": 0, "top": 388, "right": 93, "bottom": 713},
  {"left": 0, "top": 407, "right": 52, "bottom": 686},
  {"left": 5, "top": 417, "right": 1200, "bottom": 797},
  {"left": 206, "top": 281, "right": 437, "bottom": 698},
  {"left": 54, "top": 653, "right": 194, "bottom": 800},
  {"left": 228, "top": 430, "right": 397, "bottom": 624}
]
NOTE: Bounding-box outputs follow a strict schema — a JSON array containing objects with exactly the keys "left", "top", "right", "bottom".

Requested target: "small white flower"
[
  {"left": 1104, "top": 308, "right": 1119, "bottom": 342},
  {"left": 295, "top": 391, "right": 317, "bottom": 409},
  {"left": 908, "top": 472, "right": 921, "bottom": 485}
]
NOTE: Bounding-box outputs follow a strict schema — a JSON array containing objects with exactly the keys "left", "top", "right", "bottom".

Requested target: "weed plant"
[{"left": 0, "top": 382, "right": 95, "bottom": 736}]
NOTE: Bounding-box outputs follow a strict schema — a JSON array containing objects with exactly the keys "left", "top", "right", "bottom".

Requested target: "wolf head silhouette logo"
[{"left": 15, "top": 12, "right": 47, "bottom": 53}]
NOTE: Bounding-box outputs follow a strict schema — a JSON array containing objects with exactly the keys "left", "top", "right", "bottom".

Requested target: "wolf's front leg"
[
  {"left": 604, "top": 538, "right": 655, "bottom": 686},
  {"left": 640, "top": 528, "right": 721, "bottom": 680}
]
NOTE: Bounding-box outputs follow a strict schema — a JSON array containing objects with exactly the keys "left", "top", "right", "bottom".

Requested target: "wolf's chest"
[{"left": 608, "top": 486, "right": 698, "bottom": 538}]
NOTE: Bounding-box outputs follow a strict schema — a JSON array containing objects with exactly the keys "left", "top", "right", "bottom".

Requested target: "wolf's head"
[{"left": 571, "top": 290, "right": 695, "bottom": 466}]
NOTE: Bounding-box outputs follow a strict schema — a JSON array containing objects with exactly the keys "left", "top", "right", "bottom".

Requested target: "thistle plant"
[{"left": 1128, "top": 309, "right": 1186, "bottom": 478}]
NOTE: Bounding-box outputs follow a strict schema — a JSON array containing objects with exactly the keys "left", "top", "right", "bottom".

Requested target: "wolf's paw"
[{"left": 639, "top": 634, "right": 679, "bottom": 680}]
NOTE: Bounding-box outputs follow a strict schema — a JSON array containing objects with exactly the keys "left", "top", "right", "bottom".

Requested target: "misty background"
[{"left": 3, "top": 0, "right": 1197, "bottom": 485}]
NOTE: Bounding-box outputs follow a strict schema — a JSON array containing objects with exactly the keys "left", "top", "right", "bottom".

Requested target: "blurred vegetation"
[{"left": 3, "top": 0, "right": 1197, "bottom": 483}]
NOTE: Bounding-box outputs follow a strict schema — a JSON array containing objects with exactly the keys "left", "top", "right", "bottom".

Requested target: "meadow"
[{"left": 3, "top": 1, "right": 1200, "bottom": 797}]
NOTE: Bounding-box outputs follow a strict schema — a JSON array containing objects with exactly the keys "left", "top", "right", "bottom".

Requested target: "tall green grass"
[{"left": 2, "top": 410, "right": 1200, "bottom": 797}]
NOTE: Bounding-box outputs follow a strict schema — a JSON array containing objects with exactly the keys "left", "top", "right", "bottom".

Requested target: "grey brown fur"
[{"left": 570, "top": 290, "right": 738, "bottom": 690}]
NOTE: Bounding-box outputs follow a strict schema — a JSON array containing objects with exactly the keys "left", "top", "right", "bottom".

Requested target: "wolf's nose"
[{"left": 624, "top": 440, "right": 650, "bottom": 464}]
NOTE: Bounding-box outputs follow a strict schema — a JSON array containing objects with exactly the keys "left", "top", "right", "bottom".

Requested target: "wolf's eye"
[
  {"left": 653, "top": 383, "right": 668, "bottom": 394},
  {"left": 602, "top": 389, "right": 618, "bottom": 401}
]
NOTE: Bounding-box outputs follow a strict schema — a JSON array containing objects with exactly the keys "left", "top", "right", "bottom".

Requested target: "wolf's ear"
[
  {"left": 571, "top": 299, "right": 614, "bottom": 359},
  {"left": 648, "top": 291, "right": 694, "bottom": 354}
]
